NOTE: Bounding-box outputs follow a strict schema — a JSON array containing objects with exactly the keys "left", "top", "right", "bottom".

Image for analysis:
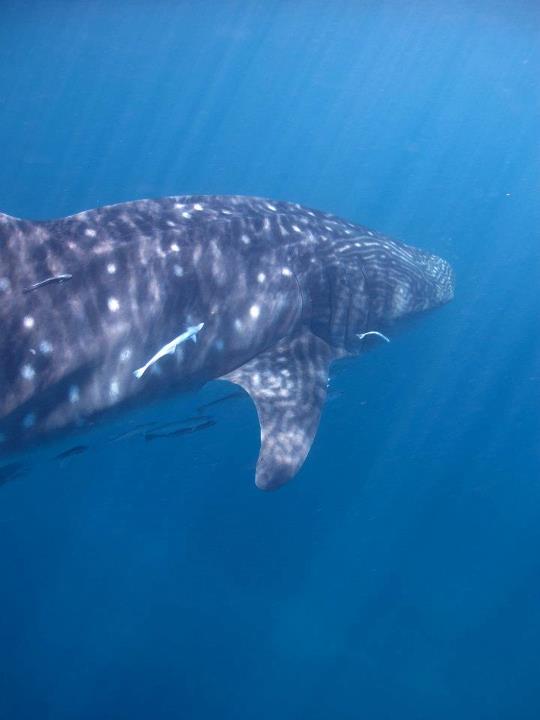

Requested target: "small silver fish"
[
  {"left": 23, "top": 274, "right": 73, "bottom": 293},
  {"left": 357, "top": 330, "right": 390, "bottom": 343},
  {"left": 133, "top": 322, "right": 204, "bottom": 379}
]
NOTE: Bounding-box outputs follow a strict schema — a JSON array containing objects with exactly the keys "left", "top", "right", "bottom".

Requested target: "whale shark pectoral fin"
[{"left": 222, "top": 330, "right": 339, "bottom": 490}]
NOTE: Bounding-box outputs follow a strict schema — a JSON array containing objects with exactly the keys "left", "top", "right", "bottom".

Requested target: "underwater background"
[{"left": 1, "top": 1, "right": 539, "bottom": 718}]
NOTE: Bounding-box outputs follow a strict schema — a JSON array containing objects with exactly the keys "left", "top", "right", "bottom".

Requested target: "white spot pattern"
[{"left": 21, "top": 364, "right": 35, "bottom": 380}]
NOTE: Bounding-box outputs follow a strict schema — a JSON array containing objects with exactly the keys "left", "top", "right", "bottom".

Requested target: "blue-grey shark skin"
[{"left": 0, "top": 195, "right": 454, "bottom": 489}]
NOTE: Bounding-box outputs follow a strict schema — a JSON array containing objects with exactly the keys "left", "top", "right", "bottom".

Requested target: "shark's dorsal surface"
[{"left": 0, "top": 196, "right": 454, "bottom": 489}]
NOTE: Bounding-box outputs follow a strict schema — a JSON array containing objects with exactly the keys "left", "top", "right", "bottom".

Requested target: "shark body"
[{"left": 0, "top": 195, "right": 453, "bottom": 489}]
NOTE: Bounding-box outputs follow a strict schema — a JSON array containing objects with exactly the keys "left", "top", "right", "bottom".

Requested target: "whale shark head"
[
  {"left": 299, "top": 229, "right": 454, "bottom": 352},
  {"left": 384, "top": 244, "right": 454, "bottom": 320}
]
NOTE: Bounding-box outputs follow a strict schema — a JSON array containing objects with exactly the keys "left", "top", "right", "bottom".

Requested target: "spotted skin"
[{"left": 0, "top": 195, "right": 454, "bottom": 489}]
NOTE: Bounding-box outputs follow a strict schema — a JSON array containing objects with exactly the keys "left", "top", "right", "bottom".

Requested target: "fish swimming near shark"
[
  {"left": 133, "top": 322, "right": 204, "bottom": 379},
  {"left": 0, "top": 195, "right": 453, "bottom": 490},
  {"left": 54, "top": 444, "right": 89, "bottom": 461},
  {"left": 196, "top": 389, "right": 245, "bottom": 414},
  {"left": 0, "top": 461, "right": 27, "bottom": 487},
  {"left": 144, "top": 416, "right": 216, "bottom": 442}
]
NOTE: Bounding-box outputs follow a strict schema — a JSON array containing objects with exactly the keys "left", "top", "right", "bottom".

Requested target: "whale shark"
[{"left": 0, "top": 195, "right": 453, "bottom": 489}]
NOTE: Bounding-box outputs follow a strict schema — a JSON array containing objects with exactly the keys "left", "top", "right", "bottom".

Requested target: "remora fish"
[
  {"left": 145, "top": 418, "right": 216, "bottom": 441},
  {"left": 196, "top": 390, "right": 244, "bottom": 413},
  {"left": 0, "top": 462, "right": 27, "bottom": 487},
  {"left": 54, "top": 444, "right": 89, "bottom": 460},
  {"left": 23, "top": 274, "right": 72, "bottom": 293},
  {"left": 0, "top": 195, "right": 454, "bottom": 490},
  {"left": 133, "top": 323, "right": 204, "bottom": 379}
]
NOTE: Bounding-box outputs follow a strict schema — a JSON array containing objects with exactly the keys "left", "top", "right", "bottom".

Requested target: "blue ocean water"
[{"left": 1, "top": 1, "right": 539, "bottom": 718}]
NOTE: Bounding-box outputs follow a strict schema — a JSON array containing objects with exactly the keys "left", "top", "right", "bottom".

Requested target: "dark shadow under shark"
[{"left": 0, "top": 195, "right": 453, "bottom": 489}]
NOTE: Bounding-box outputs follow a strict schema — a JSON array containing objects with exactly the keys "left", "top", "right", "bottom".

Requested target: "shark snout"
[
  {"left": 388, "top": 247, "right": 454, "bottom": 320},
  {"left": 425, "top": 252, "right": 455, "bottom": 306}
]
